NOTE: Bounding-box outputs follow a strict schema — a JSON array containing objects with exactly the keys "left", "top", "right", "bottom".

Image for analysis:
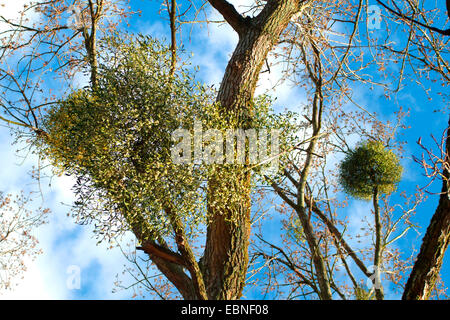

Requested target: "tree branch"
[
  {"left": 375, "top": 0, "right": 450, "bottom": 36},
  {"left": 372, "top": 187, "right": 385, "bottom": 300},
  {"left": 164, "top": 205, "right": 208, "bottom": 300},
  {"left": 137, "top": 241, "right": 186, "bottom": 266},
  {"left": 148, "top": 254, "right": 197, "bottom": 299},
  {"left": 306, "top": 196, "right": 372, "bottom": 279},
  {"left": 207, "top": 0, "right": 247, "bottom": 34}
]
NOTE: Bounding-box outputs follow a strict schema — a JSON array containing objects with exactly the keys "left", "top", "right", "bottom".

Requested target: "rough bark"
[
  {"left": 169, "top": 0, "right": 177, "bottom": 77},
  {"left": 403, "top": 118, "right": 450, "bottom": 300},
  {"left": 372, "top": 187, "right": 384, "bottom": 300},
  {"left": 295, "top": 91, "right": 333, "bottom": 300},
  {"left": 201, "top": 0, "right": 302, "bottom": 300},
  {"left": 84, "top": 0, "right": 101, "bottom": 87}
]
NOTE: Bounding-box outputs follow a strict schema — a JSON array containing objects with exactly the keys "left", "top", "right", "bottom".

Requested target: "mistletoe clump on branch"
[
  {"left": 339, "top": 140, "right": 403, "bottom": 200},
  {"left": 38, "top": 34, "right": 212, "bottom": 241}
]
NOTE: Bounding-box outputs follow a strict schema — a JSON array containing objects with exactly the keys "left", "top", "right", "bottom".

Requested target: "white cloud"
[
  {"left": 0, "top": 0, "right": 39, "bottom": 34},
  {"left": 0, "top": 124, "right": 135, "bottom": 299},
  {"left": 0, "top": 257, "right": 67, "bottom": 299}
]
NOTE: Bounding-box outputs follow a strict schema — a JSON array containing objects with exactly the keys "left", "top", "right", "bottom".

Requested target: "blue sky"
[{"left": 0, "top": 0, "right": 448, "bottom": 299}]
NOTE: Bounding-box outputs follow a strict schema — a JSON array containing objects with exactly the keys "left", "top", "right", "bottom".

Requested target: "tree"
[
  {"left": 41, "top": 35, "right": 212, "bottom": 299},
  {"left": 39, "top": 31, "right": 298, "bottom": 299},
  {"left": 253, "top": 0, "right": 450, "bottom": 301},
  {"left": 368, "top": 0, "right": 450, "bottom": 300},
  {"left": 0, "top": 0, "right": 449, "bottom": 300},
  {"left": 254, "top": 102, "right": 421, "bottom": 300},
  {"left": 403, "top": 118, "right": 450, "bottom": 300},
  {"left": 339, "top": 140, "right": 403, "bottom": 299}
]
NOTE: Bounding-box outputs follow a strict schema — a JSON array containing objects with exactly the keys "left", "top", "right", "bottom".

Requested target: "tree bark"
[
  {"left": 294, "top": 77, "right": 333, "bottom": 300},
  {"left": 201, "top": 0, "right": 302, "bottom": 300},
  {"left": 372, "top": 187, "right": 384, "bottom": 300},
  {"left": 403, "top": 117, "right": 450, "bottom": 300}
]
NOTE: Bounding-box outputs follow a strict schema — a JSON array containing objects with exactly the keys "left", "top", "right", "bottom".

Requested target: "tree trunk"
[
  {"left": 402, "top": 117, "right": 450, "bottom": 300},
  {"left": 201, "top": 0, "right": 301, "bottom": 300},
  {"left": 295, "top": 85, "right": 333, "bottom": 300},
  {"left": 372, "top": 187, "right": 384, "bottom": 300}
]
